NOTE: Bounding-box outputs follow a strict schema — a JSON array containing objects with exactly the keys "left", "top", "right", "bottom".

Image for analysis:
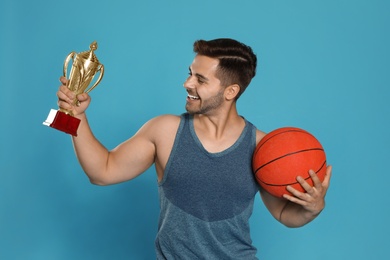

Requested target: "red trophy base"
[{"left": 43, "top": 109, "right": 80, "bottom": 136}]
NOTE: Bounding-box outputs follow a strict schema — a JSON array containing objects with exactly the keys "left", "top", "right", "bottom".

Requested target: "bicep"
[
  {"left": 103, "top": 123, "right": 157, "bottom": 185},
  {"left": 99, "top": 115, "right": 179, "bottom": 185},
  {"left": 110, "top": 134, "right": 156, "bottom": 180}
]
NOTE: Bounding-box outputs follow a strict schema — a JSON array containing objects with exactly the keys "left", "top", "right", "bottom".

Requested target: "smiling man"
[
  {"left": 185, "top": 55, "right": 225, "bottom": 115},
  {"left": 57, "top": 38, "right": 331, "bottom": 259}
]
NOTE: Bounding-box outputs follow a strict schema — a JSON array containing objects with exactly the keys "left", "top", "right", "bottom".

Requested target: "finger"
[
  {"left": 296, "top": 175, "right": 315, "bottom": 194},
  {"left": 309, "top": 170, "right": 323, "bottom": 189},
  {"left": 57, "top": 99, "right": 74, "bottom": 110},
  {"left": 57, "top": 87, "right": 71, "bottom": 101},
  {"left": 57, "top": 86, "right": 75, "bottom": 105},
  {"left": 283, "top": 188, "right": 307, "bottom": 206},
  {"left": 286, "top": 184, "right": 310, "bottom": 200},
  {"left": 322, "top": 165, "right": 332, "bottom": 189},
  {"left": 59, "top": 85, "right": 75, "bottom": 98},
  {"left": 59, "top": 76, "right": 68, "bottom": 85}
]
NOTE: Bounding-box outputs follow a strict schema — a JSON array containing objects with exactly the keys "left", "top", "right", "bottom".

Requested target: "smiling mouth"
[{"left": 187, "top": 94, "right": 200, "bottom": 100}]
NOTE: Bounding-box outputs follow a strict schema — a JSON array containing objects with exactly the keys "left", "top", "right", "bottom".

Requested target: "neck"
[{"left": 193, "top": 103, "right": 243, "bottom": 140}]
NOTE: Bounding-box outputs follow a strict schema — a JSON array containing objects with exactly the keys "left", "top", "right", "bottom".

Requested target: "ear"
[{"left": 225, "top": 84, "right": 240, "bottom": 101}]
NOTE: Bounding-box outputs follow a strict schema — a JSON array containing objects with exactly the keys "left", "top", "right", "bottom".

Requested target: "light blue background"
[{"left": 1, "top": 0, "right": 389, "bottom": 259}]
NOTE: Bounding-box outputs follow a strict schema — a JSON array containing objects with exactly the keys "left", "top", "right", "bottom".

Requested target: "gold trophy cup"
[{"left": 43, "top": 41, "right": 104, "bottom": 136}]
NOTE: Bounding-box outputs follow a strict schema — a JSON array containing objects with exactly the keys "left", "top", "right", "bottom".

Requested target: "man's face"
[{"left": 183, "top": 55, "right": 225, "bottom": 115}]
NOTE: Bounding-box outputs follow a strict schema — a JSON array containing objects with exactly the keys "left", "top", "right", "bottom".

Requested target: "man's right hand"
[{"left": 57, "top": 76, "right": 91, "bottom": 116}]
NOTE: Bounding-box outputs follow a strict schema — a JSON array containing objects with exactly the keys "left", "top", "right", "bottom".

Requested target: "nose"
[{"left": 183, "top": 76, "right": 194, "bottom": 90}]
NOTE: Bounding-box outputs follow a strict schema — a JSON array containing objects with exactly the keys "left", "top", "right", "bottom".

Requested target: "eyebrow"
[{"left": 189, "top": 67, "right": 209, "bottom": 82}]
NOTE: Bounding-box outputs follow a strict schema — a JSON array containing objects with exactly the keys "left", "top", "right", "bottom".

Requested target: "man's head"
[{"left": 193, "top": 38, "right": 257, "bottom": 100}]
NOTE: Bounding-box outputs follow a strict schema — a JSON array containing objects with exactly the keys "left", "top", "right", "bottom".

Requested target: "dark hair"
[{"left": 193, "top": 38, "right": 257, "bottom": 99}]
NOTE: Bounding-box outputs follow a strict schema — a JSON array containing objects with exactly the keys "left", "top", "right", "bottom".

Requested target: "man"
[{"left": 57, "top": 38, "right": 332, "bottom": 259}]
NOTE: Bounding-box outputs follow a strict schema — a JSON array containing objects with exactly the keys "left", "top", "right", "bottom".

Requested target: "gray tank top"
[{"left": 155, "top": 113, "right": 259, "bottom": 259}]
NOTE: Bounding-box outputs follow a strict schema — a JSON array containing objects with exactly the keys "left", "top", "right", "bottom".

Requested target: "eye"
[{"left": 197, "top": 77, "right": 205, "bottom": 84}]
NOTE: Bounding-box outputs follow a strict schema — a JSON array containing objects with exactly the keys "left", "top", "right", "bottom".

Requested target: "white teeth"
[{"left": 188, "top": 94, "right": 200, "bottom": 100}]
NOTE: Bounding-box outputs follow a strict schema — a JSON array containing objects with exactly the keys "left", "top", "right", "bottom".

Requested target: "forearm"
[
  {"left": 261, "top": 167, "right": 331, "bottom": 228},
  {"left": 279, "top": 201, "right": 323, "bottom": 228},
  {"left": 71, "top": 113, "right": 110, "bottom": 185}
]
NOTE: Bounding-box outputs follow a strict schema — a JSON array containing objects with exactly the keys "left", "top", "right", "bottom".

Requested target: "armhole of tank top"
[
  {"left": 158, "top": 113, "right": 187, "bottom": 186},
  {"left": 250, "top": 124, "right": 262, "bottom": 191},
  {"left": 250, "top": 124, "right": 257, "bottom": 151}
]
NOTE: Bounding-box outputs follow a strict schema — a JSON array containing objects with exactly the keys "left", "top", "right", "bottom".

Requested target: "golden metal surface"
[{"left": 61, "top": 41, "right": 104, "bottom": 115}]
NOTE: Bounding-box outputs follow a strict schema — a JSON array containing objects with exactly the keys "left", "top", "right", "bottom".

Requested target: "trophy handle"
[
  {"left": 63, "top": 52, "right": 76, "bottom": 79},
  {"left": 85, "top": 64, "right": 104, "bottom": 93}
]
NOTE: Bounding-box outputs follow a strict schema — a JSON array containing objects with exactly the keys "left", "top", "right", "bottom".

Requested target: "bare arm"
[
  {"left": 57, "top": 77, "right": 157, "bottom": 185},
  {"left": 260, "top": 165, "right": 332, "bottom": 227},
  {"left": 72, "top": 114, "right": 157, "bottom": 185}
]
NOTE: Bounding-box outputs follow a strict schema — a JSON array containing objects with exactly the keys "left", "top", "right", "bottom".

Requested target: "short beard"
[{"left": 185, "top": 89, "right": 225, "bottom": 115}]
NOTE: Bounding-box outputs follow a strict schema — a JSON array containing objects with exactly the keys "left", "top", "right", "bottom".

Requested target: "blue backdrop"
[{"left": 1, "top": 0, "right": 389, "bottom": 259}]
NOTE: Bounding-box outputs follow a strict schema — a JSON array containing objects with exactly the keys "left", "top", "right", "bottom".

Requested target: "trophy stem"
[{"left": 59, "top": 107, "right": 74, "bottom": 116}]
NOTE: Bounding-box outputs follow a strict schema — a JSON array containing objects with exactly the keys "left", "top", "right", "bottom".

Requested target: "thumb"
[
  {"left": 72, "top": 93, "right": 91, "bottom": 116},
  {"left": 77, "top": 93, "right": 90, "bottom": 102}
]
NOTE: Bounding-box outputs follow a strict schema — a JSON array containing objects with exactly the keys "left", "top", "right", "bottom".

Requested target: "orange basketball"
[{"left": 252, "top": 127, "right": 327, "bottom": 197}]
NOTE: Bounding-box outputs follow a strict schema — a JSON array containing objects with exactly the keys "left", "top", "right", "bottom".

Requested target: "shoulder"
[
  {"left": 139, "top": 114, "right": 181, "bottom": 139},
  {"left": 146, "top": 114, "right": 181, "bottom": 128},
  {"left": 255, "top": 129, "right": 267, "bottom": 145},
  {"left": 243, "top": 118, "right": 266, "bottom": 145}
]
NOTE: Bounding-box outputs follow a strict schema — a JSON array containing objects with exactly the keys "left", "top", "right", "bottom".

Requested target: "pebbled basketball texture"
[{"left": 252, "top": 127, "right": 327, "bottom": 197}]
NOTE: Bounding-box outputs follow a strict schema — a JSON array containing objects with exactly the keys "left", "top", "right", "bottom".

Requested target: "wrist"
[{"left": 74, "top": 111, "right": 87, "bottom": 120}]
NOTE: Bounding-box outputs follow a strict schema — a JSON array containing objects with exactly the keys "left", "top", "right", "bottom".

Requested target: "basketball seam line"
[
  {"left": 253, "top": 148, "right": 324, "bottom": 174},
  {"left": 255, "top": 160, "right": 327, "bottom": 186},
  {"left": 254, "top": 129, "right": 315, "bottom": 155}
]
